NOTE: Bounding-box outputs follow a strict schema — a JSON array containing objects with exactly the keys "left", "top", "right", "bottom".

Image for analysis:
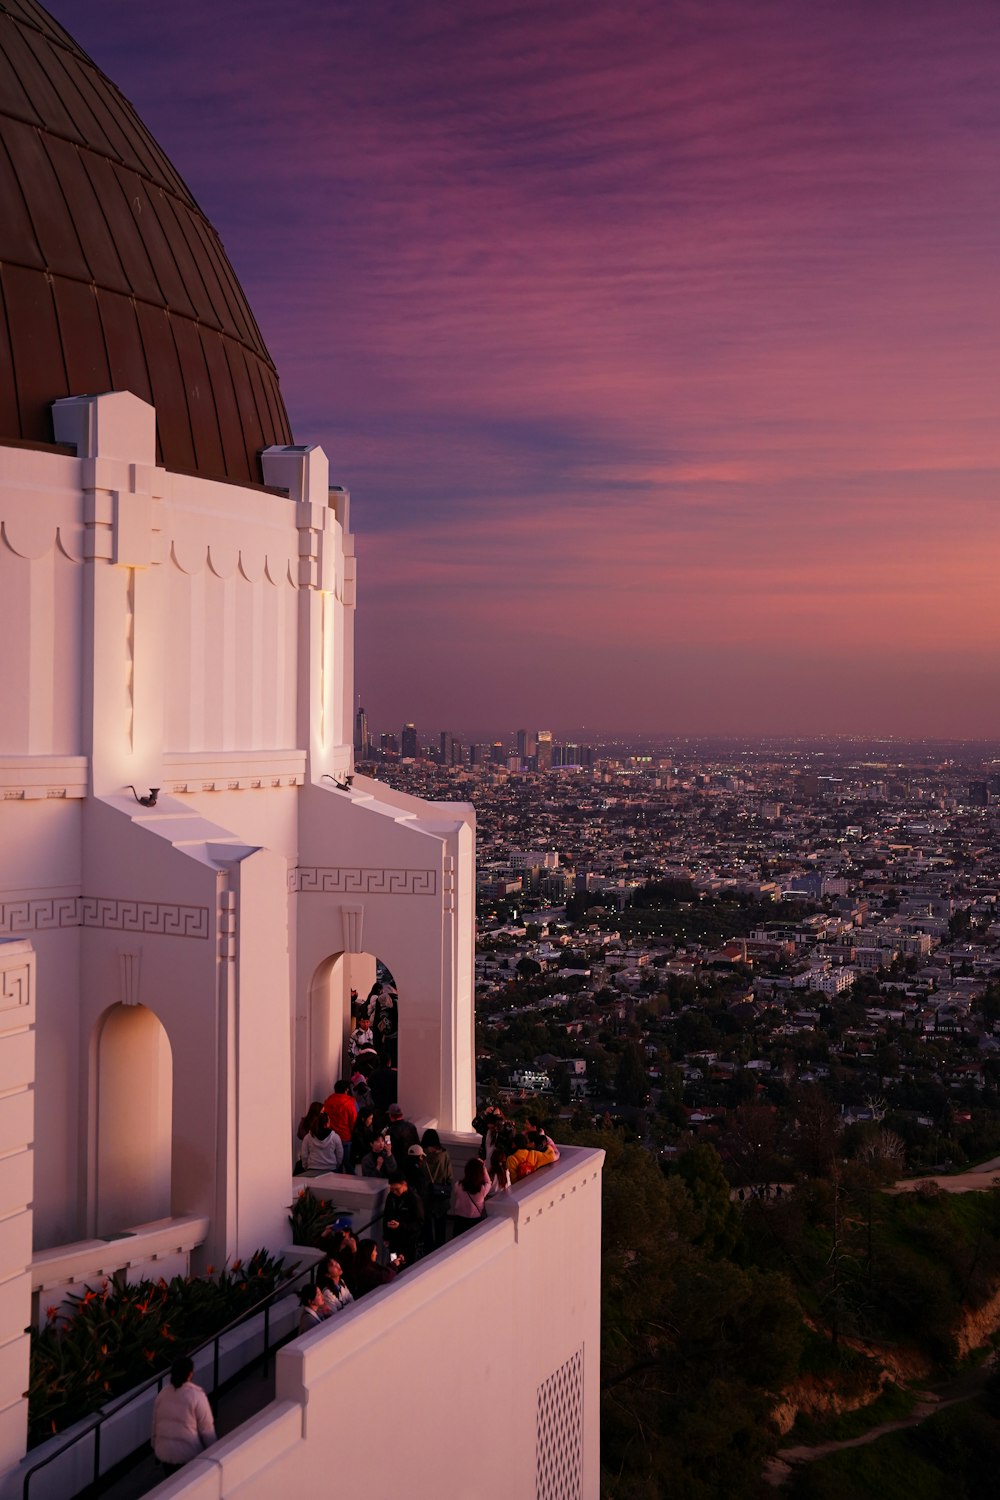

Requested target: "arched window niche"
[{"left": 92, "top": 1003, "right": 173, "bottom": 1237}]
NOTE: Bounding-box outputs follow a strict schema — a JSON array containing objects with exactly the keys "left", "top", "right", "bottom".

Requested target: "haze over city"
[{"left": 54, "top": 0, "right": 1000, "bottom": 737}]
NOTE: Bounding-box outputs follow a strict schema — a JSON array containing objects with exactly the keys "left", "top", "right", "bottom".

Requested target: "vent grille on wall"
[{"left": 536, "top": 1347, "right": 584, "bottom": 1500}]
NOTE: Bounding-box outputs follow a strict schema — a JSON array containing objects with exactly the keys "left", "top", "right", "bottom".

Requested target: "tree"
[{"left": 615, "top": 1042, "right": 649, "bottom": 1107}]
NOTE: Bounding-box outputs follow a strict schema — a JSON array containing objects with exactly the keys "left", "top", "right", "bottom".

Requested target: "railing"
[
  {"left": 20, "top": 1198, "right": 431, "bottom": 1499},
  {"left": 21, "top": 1261, "right": 316, "bottom": 1500}
]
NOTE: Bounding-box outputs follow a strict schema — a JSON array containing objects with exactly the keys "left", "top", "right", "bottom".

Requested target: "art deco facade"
[{"left": 0, "top": 5, "right": 602, "bottom": 1496}]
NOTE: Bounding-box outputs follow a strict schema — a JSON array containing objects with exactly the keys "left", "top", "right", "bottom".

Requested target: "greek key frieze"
[
  {"left": 0, "top": 895, "right": 80, "bottom": 935},
  {"left": 0, "top": 893, "right": 211, "bottom": 939},
  {"left": 80, "top": 898, "right": 211, "bottom": 939},
  {"left": 292, "top": 866, "right": 437, "bottom": 897}
]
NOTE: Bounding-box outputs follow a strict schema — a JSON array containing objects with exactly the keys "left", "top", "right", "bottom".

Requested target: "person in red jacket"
[{"left": 322, "top": 1080, "right": 358, "bottom": 1167}]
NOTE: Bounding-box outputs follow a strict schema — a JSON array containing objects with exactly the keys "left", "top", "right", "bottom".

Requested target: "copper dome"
[{"left": 0, "top": 0, "right": 293, "bottom": 485}]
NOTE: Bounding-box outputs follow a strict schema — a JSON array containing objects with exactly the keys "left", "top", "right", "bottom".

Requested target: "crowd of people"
[
  {"left": 150, "top": 1089, "right": 565, "bottom": 1473},
  {"left": 294, "top": 1093, "right": 563, "bottom": 1328}
]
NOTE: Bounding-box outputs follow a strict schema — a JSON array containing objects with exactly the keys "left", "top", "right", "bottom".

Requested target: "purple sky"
[{"left": 52, "top": 0, "right": 1000, "bottom": 740}]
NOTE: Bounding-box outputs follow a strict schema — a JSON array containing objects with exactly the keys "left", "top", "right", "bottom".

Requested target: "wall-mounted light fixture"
[{"left": 127, "top": 786, "right": 159, "bottom": 807}]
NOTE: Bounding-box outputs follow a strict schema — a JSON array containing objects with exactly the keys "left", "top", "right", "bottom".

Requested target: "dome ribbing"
[{"left": 0, "top": 0, "right": 293, "bottom": 485}]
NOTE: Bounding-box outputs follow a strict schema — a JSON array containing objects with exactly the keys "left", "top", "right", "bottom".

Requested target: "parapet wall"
[{"left": 152, "top": 1146, "right": 604, "bottom": 1500}]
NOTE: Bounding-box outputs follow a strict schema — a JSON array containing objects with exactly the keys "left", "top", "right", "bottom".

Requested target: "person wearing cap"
[
  {"left": 403, "top": 1142, "right": 434, "bottom": 1237},
  {"left": 387, "top": 1104, "right": 419, "bottom": 1167}
]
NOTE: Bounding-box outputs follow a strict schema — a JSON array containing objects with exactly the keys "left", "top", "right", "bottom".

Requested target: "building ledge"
[
  {"left": 0, "top": 757, "right": 88, "bottom": 801},
  {"left": 163, "top": 749, "right": 306, "bottom": 793},
  {"left": 32, "top": 1214, "right": 209, "bottom": 1293}
]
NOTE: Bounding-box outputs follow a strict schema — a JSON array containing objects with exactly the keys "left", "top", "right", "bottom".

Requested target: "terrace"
[{"left": 13, "top": 1144, "right": 603, "bottom": 1500}]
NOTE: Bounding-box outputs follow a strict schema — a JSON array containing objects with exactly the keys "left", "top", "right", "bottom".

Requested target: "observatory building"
[{"left": 0, "top": 2, "right": 602, "bottom": 1496}]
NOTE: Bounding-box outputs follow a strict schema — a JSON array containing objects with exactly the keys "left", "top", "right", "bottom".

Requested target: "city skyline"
[{"left": 55, "top": 0, "right": 1000, "bottom": 737}]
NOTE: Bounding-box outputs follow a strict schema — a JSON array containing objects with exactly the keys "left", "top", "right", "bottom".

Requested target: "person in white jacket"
[
  {"left": 152, "top": 1357, "right": 215, "bottom": 1474},
  {"left": 300, "top": 1115, "right": 345, "bottom": 1173}
]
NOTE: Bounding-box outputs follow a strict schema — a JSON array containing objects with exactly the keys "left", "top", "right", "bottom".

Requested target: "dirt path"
[{"left": 764, "top": 1356, "right": 996, "bottom": 1487}]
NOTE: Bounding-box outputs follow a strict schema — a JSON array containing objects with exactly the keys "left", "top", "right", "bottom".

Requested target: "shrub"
[
  {"left": 289, "top": 1187, "right": 342, "bottom": 1247},
  {"left": 28, "top": 1249, "right": 291, "bottom": 1447}
]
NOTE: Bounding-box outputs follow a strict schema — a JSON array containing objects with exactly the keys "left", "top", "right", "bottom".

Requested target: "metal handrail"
[
  {"left": 22, "top": 1206, "right": 402, "bottom": 1498},
  {"left": 22, "top": 1259, "right": 315, "bottom": 1500}
]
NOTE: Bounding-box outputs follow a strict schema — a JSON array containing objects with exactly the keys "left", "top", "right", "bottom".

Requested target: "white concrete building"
[{"left": 0, "top": 4, "right": 602, "bottom": 1496}]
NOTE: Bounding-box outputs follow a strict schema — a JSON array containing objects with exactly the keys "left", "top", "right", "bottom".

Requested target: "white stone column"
[
  {"left": 261, "top": 447, "right": 352, "bottom": 784},
  {"left": 0, "top": 939, "right": 35, "bottom": 1469},
  {"left": 52, "top": 394, "right": 163, "bottom": 799}
]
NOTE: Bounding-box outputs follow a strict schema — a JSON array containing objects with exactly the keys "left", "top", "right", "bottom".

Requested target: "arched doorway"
[
  {"left": 305, "top": 952, "right": 400, "bottom": 1114},
  {"left": 93, "top": 1004, "right": 172, "bottom": 1236}
]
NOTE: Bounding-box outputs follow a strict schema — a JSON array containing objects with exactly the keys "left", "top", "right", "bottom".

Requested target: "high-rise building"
[
  {"left": 492, "top": 741, "right": 505, "bottom": 764},
  {"left": 401, "top": 722, "right": 419, "bottom": 759},
  {"left": 439, "top": 730, "right": 452, "bottom": 765},
  {"left": 381, "top": 731, "right": 399, "bottom": 756},
  {"left": 0, "top": 7, "right": 602, "bottom": 1493},
  {"left": 516, "top": 728, "right": 536, "bottom": 766},
  {"left": 355, "top": 705, "right": 370, "bottom": 758},
  {"left": 536, "top": 730, "right": 553, "bottom": 771}
]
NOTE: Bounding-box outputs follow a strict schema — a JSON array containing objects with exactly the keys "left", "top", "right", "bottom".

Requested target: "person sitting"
[
  {"left": 382, "top": 1173, "right": 424, "bottom": 1265},
  {"left": 387, "top": 1103, "right": 419, "bottom": 1166},
  {"left": 317, "top": 1255, "right": 354, "bottom": 1314},
  {"left": 151, "top": 1355, "right": 215, "bottom": 1475},
  {"left": 352, "top": 1238, "right": 396, "bottom": 1298},
  {"left": 297, "top": 1284, "right": 327, "bottom": 1335},
  {"left": 300, "top": 1112, "right": 345, "bottom": 1174},
  {"left": 359, "top": 1134, "right": 397, "bottom": 1178},
  {"left": 449, "top": 1157, "right": 490, "bottom": 1236}
]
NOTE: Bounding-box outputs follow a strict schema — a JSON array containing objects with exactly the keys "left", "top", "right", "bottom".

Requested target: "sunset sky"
[{"left": 54, "top": 0, "right": 1000, "bottom": 740}]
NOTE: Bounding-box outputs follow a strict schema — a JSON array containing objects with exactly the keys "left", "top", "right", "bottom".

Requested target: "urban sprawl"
[{"left": 361, "top": 722, "right": 1000, "bottom": 1177}]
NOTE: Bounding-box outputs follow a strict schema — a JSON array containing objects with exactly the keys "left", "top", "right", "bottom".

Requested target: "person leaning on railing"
[{"left": 448, "top": 1157, "right": 490, "bottom": 1237}]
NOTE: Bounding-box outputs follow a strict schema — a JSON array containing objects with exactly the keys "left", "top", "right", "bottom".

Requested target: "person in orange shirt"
[{"left": 506, "top": 1130, "right": 557, "bottom": 1183}]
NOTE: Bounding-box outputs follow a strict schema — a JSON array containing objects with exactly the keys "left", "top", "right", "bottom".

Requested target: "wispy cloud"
[{"left": 54, "top": 0, "right": 1000, "bottom": 733}]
